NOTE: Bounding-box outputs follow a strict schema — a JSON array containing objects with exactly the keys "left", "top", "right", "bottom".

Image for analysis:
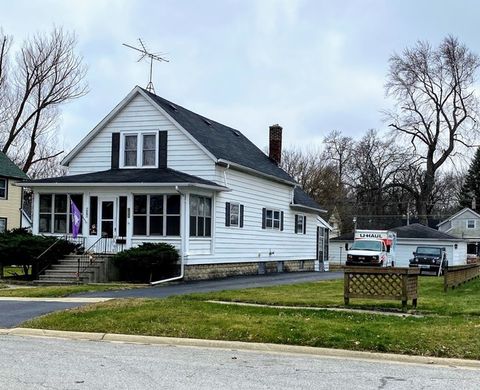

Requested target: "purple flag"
[{"left": 71, "top": 200, "right": 81, "bottom": 239}]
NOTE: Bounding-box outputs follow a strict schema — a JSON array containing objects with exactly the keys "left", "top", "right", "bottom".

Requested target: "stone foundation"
[{"left": 184, "top": 259, "right": 316, "bottom": 281}]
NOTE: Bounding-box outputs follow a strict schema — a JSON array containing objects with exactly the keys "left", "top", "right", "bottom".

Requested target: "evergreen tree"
[{"left": 459, "top": 147, "right": 480, "bottom": 211}]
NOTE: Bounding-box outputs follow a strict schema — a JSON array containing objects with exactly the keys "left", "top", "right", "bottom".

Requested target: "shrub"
[
  {"left": 113, "top": 242, "right": 180, "bottom": 283},
  {"left": 0, "top": 228, "right": 80, "bottom": 279}
]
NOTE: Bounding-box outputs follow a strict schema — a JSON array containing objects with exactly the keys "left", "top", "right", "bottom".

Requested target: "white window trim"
[
  {"left": 0, "top": 217, "right": 6, "bottom": 233},
  {"left": 295, "top": 214, "right": 305, "bottom": 234},
  {"left": 265, "top": 208, "right": 281, "bottom": 230},
  {"left": 132, "top": 194, "right": 181, "bottom": 237},
  {"left": 38, "top": 193, "right": 83, "bottom": 235},
  {"left": 0, "top": 178, "right": 7, "bottom": 200},
  {"left": 466, "top": 219, "right": 476, "bottom": 229},
  {"left": 229, "top": 202, "right": 240, "bottom": 228},
  {"left": 119, "top": 131, "right": 158, "bottom": 169}
]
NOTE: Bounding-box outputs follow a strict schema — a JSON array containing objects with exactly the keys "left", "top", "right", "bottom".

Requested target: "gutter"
[
  {"left": 289, "top": 203, "right": 327, "bottom": 214},
  {"left": 150, "top": 185, "right": 186, "bottom": 285},
  {"left": 15, "top": 182, "right": 230, "bottom": 192}
]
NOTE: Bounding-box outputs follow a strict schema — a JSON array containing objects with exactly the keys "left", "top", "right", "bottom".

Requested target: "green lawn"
[
  {"left": 0, "top": 283, "right": 140, "bottom": 298},
  {"left": 22, "top": 276, "right": 480, "bottom": 359}
]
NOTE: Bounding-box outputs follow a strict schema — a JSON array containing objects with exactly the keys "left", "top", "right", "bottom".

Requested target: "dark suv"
[{"left": 409, "top": 246, "right": 447, "bottom": 275}]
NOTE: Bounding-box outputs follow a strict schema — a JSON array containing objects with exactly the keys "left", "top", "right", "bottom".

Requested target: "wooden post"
[
  {"left": 401, "top": 274, "right": 408, "bottom": 310},
  {"left": 344, "top": 272, "right": 349, "bottom": 305}
]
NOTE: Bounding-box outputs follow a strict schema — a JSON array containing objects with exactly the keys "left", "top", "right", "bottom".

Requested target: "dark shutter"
[
  {"left": 280, "top": 211, "right": 284, "bottom": 231},
  {"left": 294, "top": 215, "right": 298, "bottom": 234},
  {"left": 303, "top": 216, "right": 307, "bottom": 234},
  {"left": 159, "top": 130, "right": 168, "bottom": 168},
  {"left": 225, "top": 202, "right": 231, "bottom": 227},
  {"left": 240, "top": 205, "right": 244, "bottom": 228},
  {"left": 262, "top": 208, "right": 266, "bottom": 229},
  {"left": 111, "top": 133, "right": 120, "bottom": 169}
]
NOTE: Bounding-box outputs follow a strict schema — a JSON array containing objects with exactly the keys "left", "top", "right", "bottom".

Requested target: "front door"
[{"left": 100, "top": 198, "right": 117, "bottom": 238}]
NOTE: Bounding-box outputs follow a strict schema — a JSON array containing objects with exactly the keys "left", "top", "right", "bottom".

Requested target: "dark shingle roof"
[
  {"left": 0, "top": 152, "right": 28, "bottom": 180},
  {"left": 331, "top": 223, "right": 461, "bottom": 241},
  {"left": 142, "top": 89, "right": 295, "bottom": 184},
  {"left": 22, "top": 168, "right": 224, "bottom": 188},
  {"left": 293, "top": 187, "right": 325, "bottom": 212}
]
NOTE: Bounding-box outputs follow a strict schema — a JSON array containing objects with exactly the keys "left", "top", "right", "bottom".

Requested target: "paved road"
[
  {"left": 0, "top": 272, "right": 342, "bottom": 328},
  {"left": 1, "top": 335, "right": 479, "bottom": 389}
]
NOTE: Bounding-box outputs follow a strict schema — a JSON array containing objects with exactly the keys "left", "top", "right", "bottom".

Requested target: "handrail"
[{"left": 36, "top": 239, "right": 63, "bottom": 276}]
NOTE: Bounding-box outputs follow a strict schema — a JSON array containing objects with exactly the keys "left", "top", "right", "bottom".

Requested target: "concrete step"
[
  {"left": 34, "top": 279, "right": 83, "bottom": 285},
  {"left": 51, "top": 264, "right": 102, "bottom": 271}
]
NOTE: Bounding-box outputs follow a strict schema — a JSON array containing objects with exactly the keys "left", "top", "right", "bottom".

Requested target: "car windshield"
[
  {"left": 351, "top": 240, "right": 382, "bottom": 251},
  {"left": 416, "top": 247, "right": 442, "bottom": 256}
]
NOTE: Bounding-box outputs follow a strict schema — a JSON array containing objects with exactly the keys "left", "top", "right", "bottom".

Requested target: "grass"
[
  {"left": 0, "top": 283, "right": 140, "bottom": 297},
  {"left": 22, "top": 276, "right": 480, "bottom": 359}
]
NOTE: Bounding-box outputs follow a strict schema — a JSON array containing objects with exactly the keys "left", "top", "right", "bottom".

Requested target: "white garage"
[{"left": 330, "top": 223, "right": 467, "bottom": 267}]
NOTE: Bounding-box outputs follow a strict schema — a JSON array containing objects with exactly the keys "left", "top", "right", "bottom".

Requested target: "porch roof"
[{"left": 18, "top": 168, "right": 229, "bottom": 191}]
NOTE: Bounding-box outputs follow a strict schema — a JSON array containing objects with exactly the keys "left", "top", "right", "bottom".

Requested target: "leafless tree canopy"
[
  {"left": 0, "top": 27, "right": 88, "bottom": 175},
  {"left": 385, "top": 36, "right": 480, "bottom": 223}
]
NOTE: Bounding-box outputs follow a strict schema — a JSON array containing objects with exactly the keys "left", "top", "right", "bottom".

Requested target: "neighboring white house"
[
  {"left": 438, "top": 208, "right": 480, "bottom": 256},
  {"left": 19, "top": 86, "right": 330, "bottom": 280},
  {"left": 330, "top": 223, "right": 468, "bottom": 267}
]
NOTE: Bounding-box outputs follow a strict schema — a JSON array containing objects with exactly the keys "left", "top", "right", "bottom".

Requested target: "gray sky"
[{"left": 2, "top": 0, "right": 478, "bottom": 153}]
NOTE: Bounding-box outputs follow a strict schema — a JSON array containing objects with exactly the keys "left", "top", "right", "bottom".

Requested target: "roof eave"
[
  {"left": 290, "top": 203, "right": 327, "bottom": 214},
  {"left": 16, "top": 181, "right": 230, "bottom": 191},
  {"left": 217, "top": 159, "right": 296, "bottom": 187}
]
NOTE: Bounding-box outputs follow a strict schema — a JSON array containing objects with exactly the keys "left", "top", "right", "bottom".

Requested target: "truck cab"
[{"left": 346, "top": 230, "right": 396, "bottom": 267}]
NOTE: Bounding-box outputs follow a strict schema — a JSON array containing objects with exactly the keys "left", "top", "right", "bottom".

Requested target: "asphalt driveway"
[{"left": 0, "top": 271, "right": 342, "bottom": 328}]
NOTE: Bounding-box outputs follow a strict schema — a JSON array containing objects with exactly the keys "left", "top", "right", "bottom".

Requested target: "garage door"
[{"left": 395, "top": 241, "right": 454, "bottom": 267}]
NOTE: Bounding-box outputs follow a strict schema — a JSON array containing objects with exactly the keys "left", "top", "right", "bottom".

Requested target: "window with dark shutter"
[
  {"left": 240, "top": 205, "right": 244, "bottom": 228},
  {"left": 111, "top": 133, "right": 120, "bottom": 169},
  {"left": 158, "top": 130, "right": 168, "bottom": 168},
  {"left": 225, "top": 202, "right": 231, "bottom": 227},
  {"left": 303, "top": 216, "right": 307, "bottom": 234},
  {"left": 262, "top": 208, "right": 266, "bottom": 229},
  {"left": 263, "top": 208, "right": 282, "bottom": 231},
  {"left": 295, "top": 214, "right": 305, "bottom": 234}
]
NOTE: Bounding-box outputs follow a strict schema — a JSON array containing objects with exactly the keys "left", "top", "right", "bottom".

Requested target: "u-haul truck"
[{"left": 346, "top": 230, "right": 397, "bottom": 267}]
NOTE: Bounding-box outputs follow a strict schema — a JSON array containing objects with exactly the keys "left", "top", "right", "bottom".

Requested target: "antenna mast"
[{"left": 123, "top": 39, "right": 169, "bottom": 93}]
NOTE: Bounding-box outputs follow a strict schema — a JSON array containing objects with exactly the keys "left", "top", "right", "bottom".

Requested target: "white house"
[
  {"left": 438, "top": 208, "right": 480, "bottom": 256},
  {"left": 330, "top": 223, "right": 468, "bottom": 267},
  {"left": 19, "top": 86, "right": 330, "bottom": 281}
]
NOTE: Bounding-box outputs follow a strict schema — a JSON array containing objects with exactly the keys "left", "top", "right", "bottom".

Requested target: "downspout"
[
  {"left": 150, "top": 185, "right": 186, "bottom": 285},
  {"left": 223, "top": 164, "right": 230, "bottom": 187}
]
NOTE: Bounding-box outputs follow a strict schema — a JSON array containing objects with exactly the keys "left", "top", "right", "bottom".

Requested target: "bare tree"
[
  {"left": 0, "top": 27, "right": 87, "bottom": 174},
  {"left": 385, "top": 36, "right": 480, "bottom": 224},
  {"left": 323, "top": 130, "right": 354, "bottom": 187}
]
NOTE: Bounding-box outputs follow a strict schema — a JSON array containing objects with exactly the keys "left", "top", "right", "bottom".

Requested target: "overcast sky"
[{"left": 2, "top": 0, "right": 478, "bottom": 153}]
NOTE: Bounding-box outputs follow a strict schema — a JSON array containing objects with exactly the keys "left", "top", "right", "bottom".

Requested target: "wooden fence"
[
  {"left": 444, "top": 264, "right": 480, "bottom": 292},
  {"left": 344, "top": 267, "right": 420, "bottom": 309}
]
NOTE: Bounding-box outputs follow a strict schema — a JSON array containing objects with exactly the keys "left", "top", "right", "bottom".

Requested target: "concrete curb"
[
  {"left": 0, "top": 297, "right": 112, "bottom": 303},
  {"left": 2, "top": 327, "right": 480, "bottom": 369}
]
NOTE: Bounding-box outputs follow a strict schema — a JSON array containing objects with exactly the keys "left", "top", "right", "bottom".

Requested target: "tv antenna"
[{"left": 123, "top": 39, "right": 169, "bottom": 94}]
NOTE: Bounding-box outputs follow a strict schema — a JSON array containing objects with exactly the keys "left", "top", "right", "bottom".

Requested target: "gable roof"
[
  {"left": 0, "top": 152, "right": 28, "bottom": 180},
  {"left": 331, "top": 223, "right": 462, "bottom": 241},
  {"left": 20, "top": 168, "right": 227, "bottom": 191},
  {"left": 62, "top": 86, "right": 296, "bottom": 185},
  {"left": 437, "top": 208, "right": 480, "bottom": 227}
]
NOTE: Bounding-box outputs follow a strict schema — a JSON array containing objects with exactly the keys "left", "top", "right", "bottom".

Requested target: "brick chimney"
[{"left": 269, "top": 124, "right": 283, "bottom": 165}]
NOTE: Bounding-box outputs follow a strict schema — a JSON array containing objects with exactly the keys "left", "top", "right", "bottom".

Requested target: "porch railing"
[{"left": 75, "top": 236, "right": 126, "bottom": 282}]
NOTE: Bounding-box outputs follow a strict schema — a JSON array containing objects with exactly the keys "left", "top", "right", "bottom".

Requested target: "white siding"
[
  {"left": 67, "top": 93, "right": 217, "bottom": 181},
  {"left": 186, "top": 167, "right": 319, "bottom": 265}
]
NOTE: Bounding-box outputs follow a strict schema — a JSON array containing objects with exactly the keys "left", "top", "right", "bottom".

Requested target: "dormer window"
[{"left": 120, "top": 132, "right": 158, "bottom": 168}]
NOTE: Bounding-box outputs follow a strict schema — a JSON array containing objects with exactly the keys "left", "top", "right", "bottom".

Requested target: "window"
[
  {"left": 121, "top": 132, "right": 158, "bottom": 168},
  {"left": 295, "top": 214, "right": 306, "bottom": 234},
  {"left": 0, "top": 178, "right": 7, "bottom": 199},
  {"left": 133, "top": 194, "right": 180, "bottom": 236},
  {"left": 467, "top": 219, "right": 476, "bottom": 229},
  {"left": 225, "top": 202, "right": 244, "bottom": 227},
  {"left": 38, "top": 194, "right": 83, "bottom": 234},
  {"left": 124, "top": 135, "right": 138, "bottom": 166},
  {"left": 262, "top": 208, "right": 283, "bottom": 231},
  {"left": 190, "top": 195, "right": 212, "bottom": 237},
  {"left": 0, "top": 218, "right": 6, "bottom": 233}
]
